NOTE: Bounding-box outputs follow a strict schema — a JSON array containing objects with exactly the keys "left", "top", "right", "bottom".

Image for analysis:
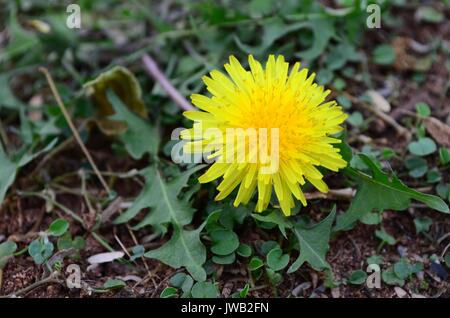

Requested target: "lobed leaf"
[{"left": 335, "top": 154, "right": 449, "bottom": 231}]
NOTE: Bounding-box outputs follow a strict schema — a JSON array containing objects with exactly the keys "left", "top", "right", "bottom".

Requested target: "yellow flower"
[{"left": 182, "top": 55, "right": 348, "bottom": 216}]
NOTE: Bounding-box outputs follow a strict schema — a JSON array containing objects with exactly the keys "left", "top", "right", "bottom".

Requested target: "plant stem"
[{"left": 39, "top": 67, "right": 113, "bottom": 196}]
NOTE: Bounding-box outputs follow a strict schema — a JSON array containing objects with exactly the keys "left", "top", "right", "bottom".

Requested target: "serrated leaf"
[
  {"left": 234, "top": 17, "right": 314, "bottom": 56},
  {"left": 114, "top": 165, "right": 204, "bottom": 229},
  {"left": 144, "top": 224, "right": 207, "bottom": 282},
  {"left": 288, "top": 207, "right": 336, "bottom": 273},
  {"left": 0, "top": 7, "right": 41, "bottom": 63},
  {"left": 251, "top": 210, "right": 292, "bottom": 238},
  {"left": 106, "top": 89, "right": 159, "bottom": 159},
  {"left": 0, "top": 138, "right": 57, "bottom": 205},
  {"left": 335, "top": 154, "right": 449, "bottom": 231},
  {"left": 296, "top": 19, "right": 334, "bottom": 61}
]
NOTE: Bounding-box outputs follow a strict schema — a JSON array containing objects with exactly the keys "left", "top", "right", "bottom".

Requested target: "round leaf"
[
  {"left": 210, "top": 229, "right": 239, "bottom": 256},
  {"left": 191, "top": 282, "right": 218, "bottom": 298},
  {"left": 248, "top": 257, "right": 264, "bottom": 271},
  {"left": 160, "top": 287, "right": 178, "bottom": 298},
  {"left": 266, "top": 248, "right": 289, "bottom": 271},
  {"left": 408, "top": 138, "right": 437, "bottom": 156},
  {"left": 236, "top": 243, "right": 252, "bottom": 257},
  {"left": 348, "top": 270, "right": 367, "bottom": 284},
  {"left": 48, "top": 219, "right": 69, "bottom": 237}
]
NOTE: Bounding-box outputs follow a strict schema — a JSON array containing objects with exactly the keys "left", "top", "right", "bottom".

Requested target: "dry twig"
[
  {"left": 142, "top": 54, "right": 195, "bottom": 111},
  {"left": 39, "top": 67, "right": 112, "bottom": 196}
]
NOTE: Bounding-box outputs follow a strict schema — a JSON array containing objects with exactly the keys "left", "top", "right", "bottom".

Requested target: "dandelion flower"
[{"left": 182, "top": 55, "right": 348, "bottom": 216}]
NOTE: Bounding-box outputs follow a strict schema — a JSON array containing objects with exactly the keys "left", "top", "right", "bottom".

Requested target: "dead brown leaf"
[{"left": 424, "top": 117, "right": 450, "bottom": 147}]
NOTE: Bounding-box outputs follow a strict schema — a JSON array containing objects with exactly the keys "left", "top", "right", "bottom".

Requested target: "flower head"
[{"left": 182, "top": 55, "right": 347, "bottom": 216}]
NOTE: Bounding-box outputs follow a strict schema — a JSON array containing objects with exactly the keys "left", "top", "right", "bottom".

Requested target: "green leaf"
[
  {"left": 239, "top": 284, "right": 250, "bottom": 298},
  {"left": 0, "top": 241, "right": 17, "bottom": 269},
  {"left": 191, "top": 282, "right": 218, "bottom": 298},
  {"left": 394, "top": 259, "right": 412, "bottom": 280},
  {"left": 48, "top": 219, "right": 69, "bottom": 237},
  {"left": 212, "top": 253, "right": 236, "bottom": 265},
  {"left": 408, "top": 138, "right": 437, "bottom": 156},
  {"left": 210, "top": 229, "right": 239, "bottom": 256},
  {"left": 57, "top": 232, "right": 73, "bottom": 250},
  {"left": 102, "top": 279, "right": 126, "bottom": 290},
  {"left": 405, "top": 157, "right": 428, "bottom": 178},
  {"left": 347, "top": 111, "right": 364, "bottom": 127},
  {"left": 335, "top": 154, "right": 449, "bottom": 231},
  {"left": 72, "top": 236, "right": 86, "bottom": 250},
  {"left": 416, "top": 6, "right": 444, "bottom": 23},
  {"left": 234, "top": 18, "right": 312, "bottom": 55},
  {"left": 375, "top": 229, "right": 396, "bottom": 245},
  {"left": 373, "top": 44, "right": 396, "bottom": 65},
  {"left": 130, "top": 245, "right": 145, "bottom": 261},
  {"left": 160, "top": 287, "right": 178, "bottom": 298},
  {"left": 249, "top": 0, "right": 275, "bottom": 17},
  {"left": 426, "top": 169, "right": 441, "bottom": 183},
  {"left": 0, "top": 74, "right": 26, "bottom": 110},
  {"left": 0, "top": 145, "right": 18, "bottom": 205},
  {"left": 0, "top": 7, "right": 41, "bottom": 63},
  {"left": 28, "top": 237, "right": 54, "bottom": 265},
  {"left": 416, "top": 102, "right": 431, "bottom": 117},
  {"left": 144, "top": 224, "right": 207, "bottom": 282},
  {"left": 367, "top": 255, "right": 383, "bottom": 265},
  {"left": 288, "top": 207, "right": 336, "bottom": 273},
  {"left": 382, "top": 266, "right": 404, "bottom": 286},
  {"left": 248, "top": 257, "right": 264, "bottom": 271},
  {"left": 265, "top": 268, "right": 283, "bottom": 285},
  {"left": 439, "top": 147, "right": 450, "bottom": 165},
  {"left": 414, "top": 216, "right": 432, "bottom": 234},
  {"left": 260, "top": 241, "right": 279, "bottom": 255},
  {"left": 114, "top": 165, "right": 204, "bottom": 229},
  {"left": 266, "top": 247, "right": 289, "bottom": 271},
  {"left": 360, "top": 211, "right": 382, "bottom": 225},
  {"left": 106, "top": 89, "right": 159, "bottom": 160},
  {"left": 170, "top": 273, "right": 188, "bottom": 288},
  {"left": 0, "top": 138, "right": 57, "bottom": 205},
  {"left": 251, "top": 210, "right": 292, "bottom": 238},
  {"left": 444, "top": 253, "right": 450, "bottom": 268},
  {"left": 236, "top": 243, "right": 252, "bottom": 258},
  {"left": 296, "top": 19, "right": 335, "bottom": 61},
  {"left": 348, "top": 270, "right": 367, "bottom": 285}
]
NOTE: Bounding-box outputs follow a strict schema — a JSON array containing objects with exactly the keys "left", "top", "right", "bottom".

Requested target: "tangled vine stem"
[
  {"left": 142, "top": 54, "right": 195, "bottom": 111},
  {"left": 39, "top": 67, "right": 112, "bottom": 196}
]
